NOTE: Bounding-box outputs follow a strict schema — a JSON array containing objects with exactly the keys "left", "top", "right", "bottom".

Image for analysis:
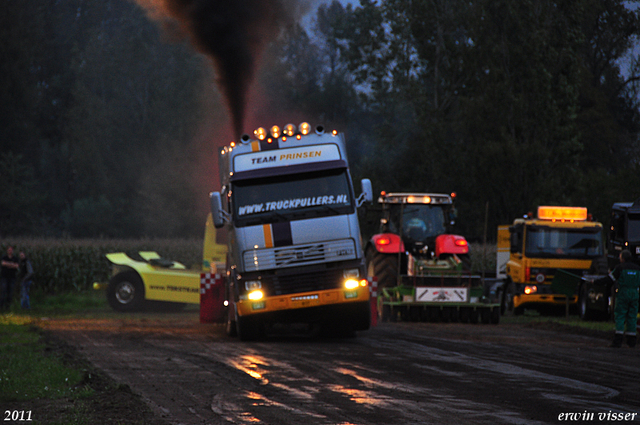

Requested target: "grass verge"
[{"left": 0, "top": 292, "right": 168, "bottom": 424}]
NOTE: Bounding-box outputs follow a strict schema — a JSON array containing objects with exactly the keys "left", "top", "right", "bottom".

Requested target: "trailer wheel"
[
  {"left": 366, "top": 248, "right": 399, "bottom": 288},
  {"left": 107, "top": 271, "right": 145, "bottom": 312}
]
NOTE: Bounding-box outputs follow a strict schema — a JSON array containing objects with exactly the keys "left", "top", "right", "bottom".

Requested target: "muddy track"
[{"left": 39, "top": 313, "right": 640, "bottom": 425}]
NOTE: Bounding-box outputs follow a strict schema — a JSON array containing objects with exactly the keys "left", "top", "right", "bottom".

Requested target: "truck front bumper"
[
  {"left": 513, "top": 293, "right": 577, "bottom": 309},
  {"left": 237, "top": 286, "right": 370, "bottom": 317}
]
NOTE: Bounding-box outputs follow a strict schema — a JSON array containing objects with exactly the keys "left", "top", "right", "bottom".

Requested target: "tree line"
[{"left": 2, "top": 0, "right": 640, "bottom": 241}]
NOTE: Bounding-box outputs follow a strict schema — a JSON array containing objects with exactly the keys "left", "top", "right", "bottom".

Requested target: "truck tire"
[
  {"left": 226, "top": 304, "right": 237, "bottom": 337},
  {"left": 107, "top": 271, "right": 145, "bottom": 312},
  {"left": 366, "top": 248, "right": 399, "bottom": 288},
  {"left": 578, "top": 284, "right": 606, "bottom": 321},
  {"left": 236, "top": 311, "right": 263, "bottom": 341}
]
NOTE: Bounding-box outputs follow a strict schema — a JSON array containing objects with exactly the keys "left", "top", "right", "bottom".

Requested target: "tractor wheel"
[
  {"left": 366, "top": 248, "right": 400, "bottom": 289},
  {"left": 458, "top": 254, "right": 472, "bottom": 272},
  {"left": 107, "top": 271, "right": 145, "bottom": 312}
]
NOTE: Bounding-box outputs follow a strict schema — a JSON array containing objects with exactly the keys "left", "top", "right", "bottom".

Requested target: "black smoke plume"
[{"left": 137, "top": 0, "right": 301, "bottom": 138}]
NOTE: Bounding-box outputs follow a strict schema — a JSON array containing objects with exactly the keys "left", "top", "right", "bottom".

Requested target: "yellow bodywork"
[
  {"left": 499, "top": 215, "right": 602, "bottom": 310},
  {"left": 101, "top": 214, "right": 227, "bottom": 305},
  {"left": 106, "top": 252, "right": 201, "bottom": 303},
  {"left": 236, "top": 286, "right": 370, "bottom": 317}
]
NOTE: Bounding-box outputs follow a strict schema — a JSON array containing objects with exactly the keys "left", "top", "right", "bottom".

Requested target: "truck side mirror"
[
  {"left": 357, "top": 178, "right": 373, "bottom": 207},
  {"left": 210, "top": 192, "right": 225, "bottom": 228}
]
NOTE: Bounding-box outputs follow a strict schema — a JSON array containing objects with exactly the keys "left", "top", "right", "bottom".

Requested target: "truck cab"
[
  {"left": 210, "top": 122, "right": 373, "bottom": 339},
  {"left": 498, "top": 206, "right": 606, "bottom": 315},
  {"left": 608, "top": 201, "right": 640, "bottom": 269}
]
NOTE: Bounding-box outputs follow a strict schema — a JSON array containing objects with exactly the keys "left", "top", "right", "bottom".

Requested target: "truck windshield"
[
  {"left": 232, "top": 168, "right": 353, "bottom": 227},
  {"left": 525, "top": 225, "right": 603, "bottom": 258},
  {"left": 388, "top": 204, "right": 447, "bottom": 241}
]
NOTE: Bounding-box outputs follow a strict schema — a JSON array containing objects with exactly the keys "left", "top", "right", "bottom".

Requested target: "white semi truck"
[{"left": 210, "top": 122, "right": 373, "bottom": 340}]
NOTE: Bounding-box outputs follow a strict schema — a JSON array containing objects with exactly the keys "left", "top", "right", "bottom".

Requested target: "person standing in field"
[
  {"left": 609, "top": 249, "right": 640, "bottom": 348},
  {"left": 1, "top": 246, "right": 20, "bottom": 310},
  {"left": 18, "top": 250, "right": 34, "bottom": 309}
]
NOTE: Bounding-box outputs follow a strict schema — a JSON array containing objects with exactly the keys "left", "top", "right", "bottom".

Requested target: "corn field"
[
  {"left": 469, "top": 242, "right": 497, "bottom": 275},
  {"left": 0, "top": 238, "right": 498, "bottom": 294},
  {"left": 1, "top": 238, "right": 203, "bottom": 293}
]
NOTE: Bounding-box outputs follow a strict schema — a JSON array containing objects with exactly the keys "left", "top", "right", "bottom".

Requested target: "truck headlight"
[
  {"left": 344, "top": 279, "right": 359, "bottom": 289},
  {"left": 344, "top": 279, "right": 368, "bottom": 289},
  {"left": 248, "top": 290, "right": 264, "bottom": 301},
  {"left": 524, "top": 285, "right": 538, "bottom": 295}
]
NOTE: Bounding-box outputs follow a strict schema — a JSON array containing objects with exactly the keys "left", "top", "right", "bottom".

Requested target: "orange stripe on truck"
[{"left": 263, "top": 224, "right": 273, "bottom": 248}]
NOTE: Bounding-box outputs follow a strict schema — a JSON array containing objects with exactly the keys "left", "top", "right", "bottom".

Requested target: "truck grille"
[
  {"left": 243, "top": 239, "right": 356, "bottom": 272},
  {"left": 272, "top": 268, "right": 344, "bottom": 295}
]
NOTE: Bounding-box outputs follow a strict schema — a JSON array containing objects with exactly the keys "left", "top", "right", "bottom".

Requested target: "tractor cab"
[{"left": 378, "top": 192, "right": 459, "bottom": 258}]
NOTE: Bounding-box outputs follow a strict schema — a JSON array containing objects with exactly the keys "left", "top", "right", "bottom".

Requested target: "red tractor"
[
  {"left": 365, "top": 192, "right": 471, "bottom": 288},
  {"left": 365, "top": 192, "right": 499, "bottom": 323}
]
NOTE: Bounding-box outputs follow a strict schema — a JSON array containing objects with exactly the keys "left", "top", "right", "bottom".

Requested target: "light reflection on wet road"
[{"left": 45, "top": 318, "right": 640, "bottom": 425}]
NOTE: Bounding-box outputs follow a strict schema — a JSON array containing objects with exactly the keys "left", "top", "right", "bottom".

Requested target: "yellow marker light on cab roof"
[
  {"left": 283, "top": 123, "right": 296, "bottom": 136},
  {"left": 538, "top": 206, "right": 588, "bottom": 222},
  {"left": 423, "top": 196, "right": 431, "bottom": 203},
  {"left": 332, "top": 129, "right": 338, "bottom": 136},
  {"left": 270, "top": 125, "right": 280, "bottom": 139},
  {"left": 296, "top": 134, "right": 302, "bottom": 140},
  {"left": 407, "top": 195, "right": 416, "bottom": 203},
  {"left": 299, "top": 122, "right": 311, "bottom": 135},
  {"left": 254, "top": 127, "right": 267, "bottom": 141}
]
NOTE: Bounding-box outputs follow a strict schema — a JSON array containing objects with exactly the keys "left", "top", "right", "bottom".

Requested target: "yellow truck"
[
  {"left": 497, "top": 206, "right": 607, "bottom": 315},
  {"left": 99, "top": 214, "right": 227, "bottom": 312}
]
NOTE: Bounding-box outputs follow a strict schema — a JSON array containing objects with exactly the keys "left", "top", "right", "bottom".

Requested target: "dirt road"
[{"left": 39, "top": 312, "right": 640, "bottom": 425}]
